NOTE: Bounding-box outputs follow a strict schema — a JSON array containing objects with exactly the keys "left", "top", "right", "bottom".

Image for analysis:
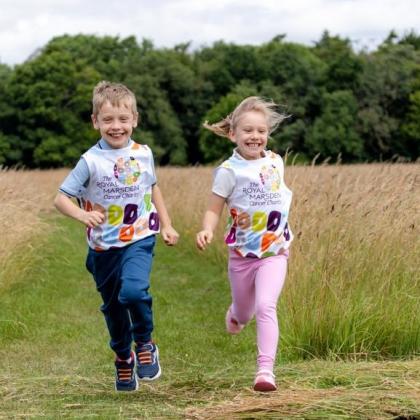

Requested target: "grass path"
[{"left": 0, "top": 217, "right": 419, "bottom": 418}]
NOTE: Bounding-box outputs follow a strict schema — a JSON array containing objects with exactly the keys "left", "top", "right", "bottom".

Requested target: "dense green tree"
[
  {"left": 313, "top": 31, "right": 363, "bottom": 93},
  {"left": 4, "top": 49, "right": 101, "bottom": 167},
  {"left": 305, "top": 90, "right": 363, "bottom": 160},
  {"left": 42, "top": 34, "right": 141, "bottom": 81},
  {"left": 0, "top": 63, "right": 11, "bottom": 86},
  {"left": 0, "top": 63, "right": 14, "bottom": 165},
  {"left": 0, "top": 31, "right": 419, "bottom": 167},
  {"left": 257, "top": 38, "right": 325, "bottom": 112},
  {"left": 398, "top": 30, "right": 420, "bottom": 50},
  {"left": 400, "top": 90, "right": 420, "bottom": 157},
  {"left": 356, "top": 42, "right": 420, "bottom": 159},
  {"left": 195, "top": 42, "right": 261, "bottom": 99},
  {"left": 133, "top": 47, "right": 199, "bottom": 164},
  {"left": 256, "top": 38, "right": 326, "bottom": 158}
]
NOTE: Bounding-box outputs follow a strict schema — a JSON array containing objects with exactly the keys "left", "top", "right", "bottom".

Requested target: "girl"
[{"left": 196, "top": 96, "right": 293, "bottom": 392}]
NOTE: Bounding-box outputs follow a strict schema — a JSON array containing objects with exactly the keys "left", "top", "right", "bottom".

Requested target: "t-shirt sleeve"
[
  {"left": 58, "top": 158, "right": 90, "bottom": 198},
  {"left": 212, "top": 167, "right": 235, "bottom": 198},
  {"left": 149, "top": 148, "right": 157, "bottom": 185},
  {"left": 277, "top": 155, "right": 285, "bottom": 179},
  {"left": 145, "top": 146, "right": 157, "bottom": 187}
]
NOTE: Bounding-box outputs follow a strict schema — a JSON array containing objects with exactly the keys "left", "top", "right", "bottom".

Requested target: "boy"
[{"left": 54, "top": 81, "right": 179, "bottom": 391}]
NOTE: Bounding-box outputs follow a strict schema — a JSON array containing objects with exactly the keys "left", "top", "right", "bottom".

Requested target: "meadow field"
[{"left": 0, "top": 163, "right": 419, "bottom": 418}]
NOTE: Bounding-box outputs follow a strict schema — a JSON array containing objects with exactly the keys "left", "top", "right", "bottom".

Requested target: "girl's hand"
[
  {"left": 196, "top": 229, "right": 213, "bottom": 250},
  {"left": 80, "top": 210, "right": 105, "bottom": 228},
  {"left": 161, "top": 225, "right": 179, "bottom": 246}
]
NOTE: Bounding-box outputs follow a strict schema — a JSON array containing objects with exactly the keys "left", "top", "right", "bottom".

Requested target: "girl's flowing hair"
[{"left": 203, "top": 96, "right": 287, "bottom": 138}]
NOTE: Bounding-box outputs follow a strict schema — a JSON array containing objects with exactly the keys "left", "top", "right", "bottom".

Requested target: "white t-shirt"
[
  {"left": 212, "top": 149, "right": 293, "bottom": 258},
  {"left": 81, "top": 141, "right": 159, "bottom": 251}
]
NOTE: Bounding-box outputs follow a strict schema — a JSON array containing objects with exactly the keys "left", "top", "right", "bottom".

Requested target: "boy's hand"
[
  {"left": 161, "top": 225, "right": 179, "bottom": 246},
  {"left": 196, "top": 230, "right": 213, "bottom": 251},
  {"left": 80, "top": 210, "right": 105, "bottom": 228}
]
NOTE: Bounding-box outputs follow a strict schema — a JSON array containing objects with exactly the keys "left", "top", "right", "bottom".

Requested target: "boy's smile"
[
  {"left": 92, "top": 100, "right": 138, "bottom": 149},
  {"left": 229, "top": 111, "right": 269, "bottom": 160}
]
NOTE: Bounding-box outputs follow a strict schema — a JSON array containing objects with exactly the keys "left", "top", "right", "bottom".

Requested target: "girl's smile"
[{"left": 229, "top": 111, "right": 269, "bottom": 160}]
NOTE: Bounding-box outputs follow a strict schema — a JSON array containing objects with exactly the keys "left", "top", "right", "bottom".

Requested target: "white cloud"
[{"left": 1, "top": 0, "right": 419, "bottom": 65}]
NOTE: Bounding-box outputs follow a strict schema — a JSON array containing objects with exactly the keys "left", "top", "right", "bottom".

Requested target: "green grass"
[{"left": 0, "top": 217, "right": 419, "bottom": 418}]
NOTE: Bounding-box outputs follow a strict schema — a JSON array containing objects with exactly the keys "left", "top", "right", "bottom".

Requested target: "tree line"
[{"left": 0, "top": 30, "right": 419, "bottom": 168}]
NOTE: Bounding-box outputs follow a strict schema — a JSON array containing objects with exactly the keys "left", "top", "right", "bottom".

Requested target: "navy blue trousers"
[{"left": 86, "top": 235, "right": 156, "bottom": 360}]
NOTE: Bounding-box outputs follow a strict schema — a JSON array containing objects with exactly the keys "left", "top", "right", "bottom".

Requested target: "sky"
[{"left": 1, "top": 0, "right": 419, "bottom": 66}]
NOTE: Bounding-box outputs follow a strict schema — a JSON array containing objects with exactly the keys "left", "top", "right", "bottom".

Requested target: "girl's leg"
[
  {"left": 254, "top": 253, "right": 288, "bottom": 372},
  {"left": 228, "top": 251, "right": 257, "bottom": 325}
]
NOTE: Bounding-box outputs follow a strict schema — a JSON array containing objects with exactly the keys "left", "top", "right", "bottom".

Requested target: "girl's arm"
[
  {"left": 54, "top": 192, "right": 105, "bottom": 228},
  {"left": 152, "top": 184, "right": 179, "bottom": 246},
  {"left": 196, "top": 193, "right": 226, "bottom": 250}
]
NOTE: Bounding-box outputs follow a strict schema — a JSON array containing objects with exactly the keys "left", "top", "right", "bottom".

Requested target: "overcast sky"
[{"left": 1, "top": 0, "right": 419, "bottom": 66}]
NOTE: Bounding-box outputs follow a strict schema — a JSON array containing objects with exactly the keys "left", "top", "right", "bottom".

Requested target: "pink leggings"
[{"left": 228, "top": 250, "right": 288, "bottom": 372}]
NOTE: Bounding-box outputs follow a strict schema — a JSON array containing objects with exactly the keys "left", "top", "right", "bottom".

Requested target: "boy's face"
[{"left": 92, "top": 100, "right": 138, "bottom": 149}]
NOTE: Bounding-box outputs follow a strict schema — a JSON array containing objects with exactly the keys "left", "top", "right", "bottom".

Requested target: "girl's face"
[
  {"left": 92, "top": 100, "right": 138, "bottom": 149},
  {"left": 229, "top": 111, "right": 269, "bottom": 160}
]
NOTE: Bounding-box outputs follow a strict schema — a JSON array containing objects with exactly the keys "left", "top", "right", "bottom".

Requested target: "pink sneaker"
[
  {"left": 225, "top": 306, "right": 244, "bottom": 334},
  {"left": 253, "top": 370, "right": 277, "bottom": 392}
]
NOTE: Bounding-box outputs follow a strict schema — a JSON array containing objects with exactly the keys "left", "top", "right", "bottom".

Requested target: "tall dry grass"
[
  {"left": 158, "top": 163, "right": 420, "bottom": 358},
  {"left": 1, "top": 163, "right": 419, "bottom": 358},
  {"left": 283, "top": 163, "right": 420, "bottom": 358},
  {"left": 0, "top": 168, "right": 69, "bottom": 287}
]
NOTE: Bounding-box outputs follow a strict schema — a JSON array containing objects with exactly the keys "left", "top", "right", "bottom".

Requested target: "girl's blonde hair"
[
  {"left": 92, "top": 81, "right": 137, "bottom": 116},
  {"left": 203, "top": 96, "right": 286, "bottom": 138}
]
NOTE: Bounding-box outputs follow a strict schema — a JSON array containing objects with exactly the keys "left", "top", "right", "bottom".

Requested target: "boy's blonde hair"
[
  {"left": 203, "top": 96, "right": 286, "bottom": 138},
  {"left": 92, "top": 81, "right": 137, "bottom": 116}
]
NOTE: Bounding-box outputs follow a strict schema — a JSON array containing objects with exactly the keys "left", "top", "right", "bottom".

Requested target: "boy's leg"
[
  {"left": 118, "top": 235, "right": 156, "bottom": 344},
  {"left": 228, "top": 251, "right": 257, "bottom": 326},
  {"left": 118, "top": 235, "right": 160, "bottom": 380},
  {"left": 86, "top": 249, "right": 132, "bottom": 360},
  {"left": 254, "top": 252, "right": 288, "bottom": 373}
]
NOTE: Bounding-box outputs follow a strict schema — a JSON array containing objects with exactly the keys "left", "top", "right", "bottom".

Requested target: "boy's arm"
[
  {"left": 54, "top": 192, "right": 105, "bottom": 228},
  {"left": 151, "top": 184, "right": 179, "bottom": 246},
  {"left": 196, "top": 193, "right": 226, "bottom": 250}
]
